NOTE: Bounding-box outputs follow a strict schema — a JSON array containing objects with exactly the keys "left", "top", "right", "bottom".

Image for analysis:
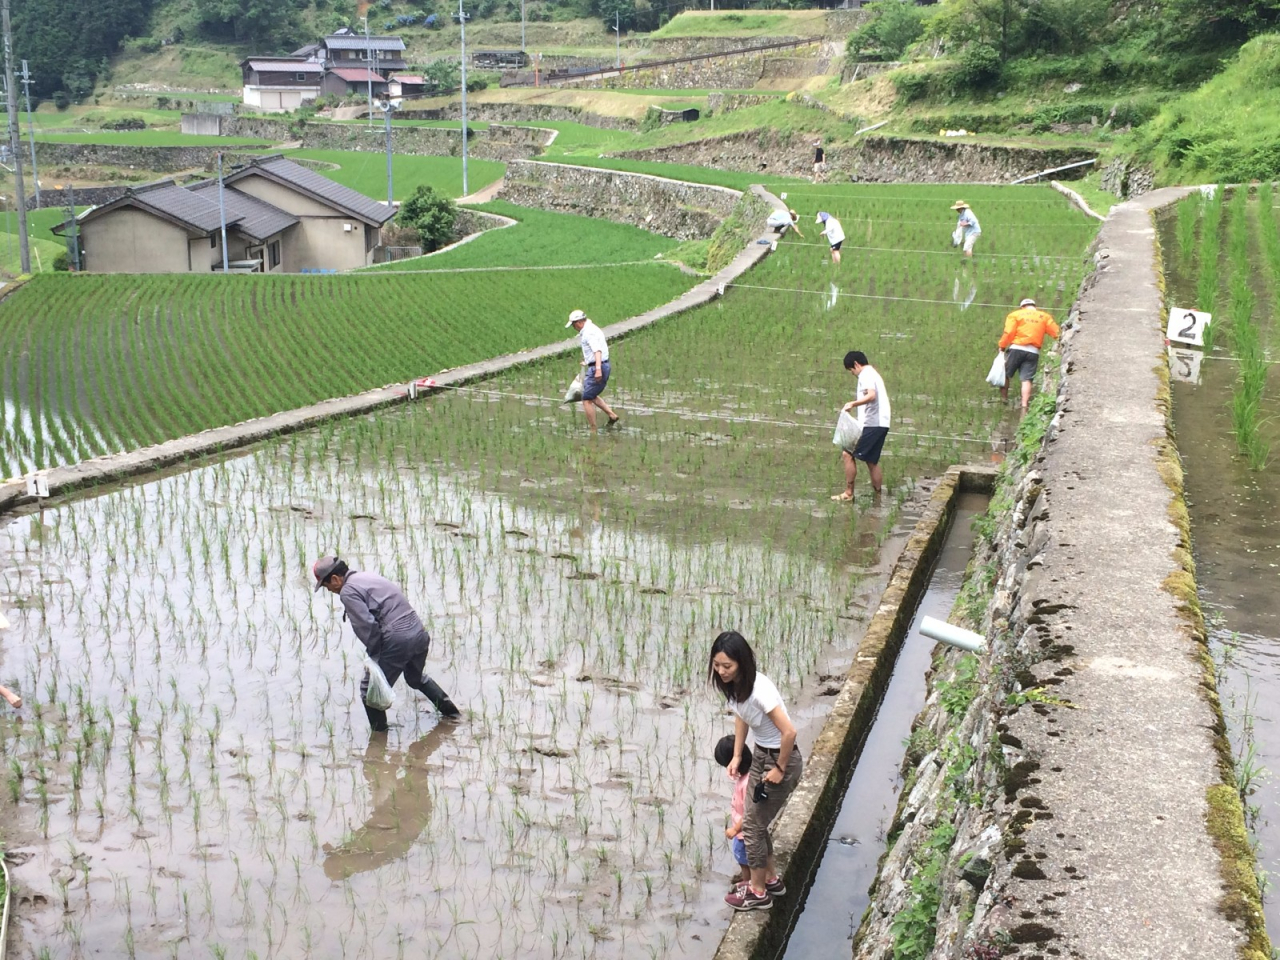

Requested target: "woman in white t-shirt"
[{"left": 708, "top": 630, "right": 804, "bottom": 912}]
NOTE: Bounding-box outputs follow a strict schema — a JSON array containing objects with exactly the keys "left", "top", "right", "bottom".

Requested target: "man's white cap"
[
  {"left": 1019, "top": 298, "right": 1036, "bottom": 307},
  {"left": 566, "top": 309, "right": 587, "bottom": 328}
]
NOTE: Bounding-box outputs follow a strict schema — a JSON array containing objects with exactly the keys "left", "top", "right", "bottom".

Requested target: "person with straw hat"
[{"left": 951, "top": 200, "right": 982, "bottom": 257}]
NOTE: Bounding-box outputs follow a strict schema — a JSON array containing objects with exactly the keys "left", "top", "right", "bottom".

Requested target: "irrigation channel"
[
  {"left": 1158, "top": 188, "right": 1280, "bottom": 936},
  {"left": 782, "top": 494, "right": 985, "bottom": 958},
  {"left": 0, "top": 182, "right": 1094, "bottom": 958}
]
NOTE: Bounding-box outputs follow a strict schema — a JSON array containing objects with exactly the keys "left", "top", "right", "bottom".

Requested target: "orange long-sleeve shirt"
[{"left": 999, "top": 307, "right": 1060, "bottom": 351}]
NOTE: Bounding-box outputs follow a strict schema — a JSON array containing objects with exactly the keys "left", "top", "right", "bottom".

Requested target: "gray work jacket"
[{"left": 339, "top": 571, "right": 428, "bottom": 667}]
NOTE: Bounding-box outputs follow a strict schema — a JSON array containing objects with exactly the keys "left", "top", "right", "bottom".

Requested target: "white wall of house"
[
  {"left": 80, "top": 210, "right": 199, "bottom": 273},
  {"left": 230, "top": 178, "right": 380, "bottom": 271},
  {"left": 242, "top": 85, "right": 320, "bottom": 113}
]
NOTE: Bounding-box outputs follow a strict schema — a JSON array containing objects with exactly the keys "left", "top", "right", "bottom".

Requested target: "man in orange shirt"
[{"left": 1000, "top": 298, "right": 1060, "bottom": 413}]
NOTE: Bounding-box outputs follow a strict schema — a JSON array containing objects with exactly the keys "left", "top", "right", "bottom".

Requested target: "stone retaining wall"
[
  {"left": 398, "top": 102, "right": 637, "bottom": 131},
  {"left": 218, "top": 116, "right": 545, "bottom": 161},
  {"left": 33, "top": 143, "right": 266, "bottom": 174},
  {"left": 570, "top": 55, "right": 766, "bottom": 90},
  {"left": 706, "top": 92, "right": 778, "bottom": 114},
  {"left": 617, "top": 129, "right": 1095, "bottom": 183},
  {"left": 498, "top": 159, "right": 741, "bottom": 239}
]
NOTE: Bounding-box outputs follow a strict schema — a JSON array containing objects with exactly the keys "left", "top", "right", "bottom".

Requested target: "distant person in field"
[
  {"left": 951, "top": 200, "right": 981, "bottom": 258},
  {"left": 313, "top": 556, "right": 461, "bottom": 732},
  {"left": 833, "top": 350, "right": 891, "bottom": 502},
  {"left": 815, "top": 212, "right": 844, "bottom": 265},
  {"left": 566, "top": 309, "right": 620, "bottom": 432},
  {"left": 765, "top": 208, "right": 805, "bottom": 238},
  {"left": 812, "top": 141, "right": 826, "bottom": 182},
  {"left": 1000, "top": 298, "right": 1060, "bottom": 414}
]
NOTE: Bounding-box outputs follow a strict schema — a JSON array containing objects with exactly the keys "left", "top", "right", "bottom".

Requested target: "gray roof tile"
[
  {"left": 129, "top": 180, "right": 235, "bottom": 234},
  {"left": 325, "top": 35, "right": 406, "bottom": 51},
  {"left": 188, "top": 181, "right": 300, "bottom": 242},
  {"left": 231, "top": 156, "right": 396, "bottom": 225}
]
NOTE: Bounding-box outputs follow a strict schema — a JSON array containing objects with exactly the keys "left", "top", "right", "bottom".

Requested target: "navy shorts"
[
  {"left": 830, "top": 240, "right": 843, "bottom": 252},
  {"left": 1005, "top": 348, "right": 1040, "bottom": 383},
  {"left": 582, "top": 360, "right": 610, "bottom": 400},
  {"left": 854, "top": 426, "right": 889, "bottom": 465}
]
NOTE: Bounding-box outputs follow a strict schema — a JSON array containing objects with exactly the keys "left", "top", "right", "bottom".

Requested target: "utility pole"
[
  {"left": 363, "top": 17, "right": 374, "bottom": 129},
  {"left": 20, "top": 60, "right": 37, "bottom": 207},
  {"left": 380, "top": 99, "right": 394, "bottom": 208},
  {"left": 216, "top": 153, "right": 229, "bottom": 272},
  {"left": 614, "top": 12, "right": 621, "bottom": 70},
  {"left": 2, "top": 0, "right": 30, "bottom": 275},
  {"left": 459, "top": 0, "right": 468, "bottom": 197},
  {"left": 520, "top": 0, "right": 526, "bottom": 52},
  {"left": 65, "top": 181, "right": 79, "bottom": 270}
]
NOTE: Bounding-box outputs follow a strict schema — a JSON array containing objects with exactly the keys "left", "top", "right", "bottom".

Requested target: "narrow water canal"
[{"left": 782, "top": 493, "right": 986, "bottom": 958}]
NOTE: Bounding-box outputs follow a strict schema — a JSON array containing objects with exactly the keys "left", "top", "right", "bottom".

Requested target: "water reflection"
[{"left": 323, "top": 725, "right": 452, "bottom": 880}]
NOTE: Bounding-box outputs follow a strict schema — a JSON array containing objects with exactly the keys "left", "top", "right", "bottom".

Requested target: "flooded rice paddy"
[
  {"left": 0, "top": 183, "right": 1096, "bottom": 959},
  {"left": 1159, "top": 189, "right": 1280, "bottom": 935}
]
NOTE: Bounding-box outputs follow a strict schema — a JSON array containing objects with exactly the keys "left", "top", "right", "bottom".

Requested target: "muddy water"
[
  {"left": 0, "top": 380, "right": 985, "bottom": 960},
  {"left": 782, "top": 495, "right": 984, "bottom": 959},
  {"left": 1158, "top": 208, "right": 1280, "bottom": 935}
]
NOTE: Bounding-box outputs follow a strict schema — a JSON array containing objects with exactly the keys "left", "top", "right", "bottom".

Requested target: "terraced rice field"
[{"left": 0, "top": 183, "right": 1097, "bottom": 960}]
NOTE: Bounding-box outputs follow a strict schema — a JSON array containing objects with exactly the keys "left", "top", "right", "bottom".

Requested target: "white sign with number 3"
[
  {"left": 1166, "top": 307, "right": 1211, "bottom": 347},
  {"left": 1167, "top": 346, "right": 1204, "bottom": 385}
]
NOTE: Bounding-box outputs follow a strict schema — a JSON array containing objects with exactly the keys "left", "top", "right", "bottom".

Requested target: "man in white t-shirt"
[
  {"left": 832, "top": 350, "right": 891, "bottom": 502},
  {"left": 566, "top": 309, "right": 619, "bottom": 432},
  {"left": 815, "top": 212, "right": 845, "bottom": 265}
]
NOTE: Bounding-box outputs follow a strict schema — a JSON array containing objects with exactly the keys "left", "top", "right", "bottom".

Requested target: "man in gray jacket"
[{"left": 313, "top": 556, "right": 461, "bottom": 731}]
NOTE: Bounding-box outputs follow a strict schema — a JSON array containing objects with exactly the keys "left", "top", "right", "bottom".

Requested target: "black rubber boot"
[
  {"left": 364, "top": 704, "right": 389, "bottom": 732},
  {"left": 420, "top": 677, "right": 461, "bottom": 718}
]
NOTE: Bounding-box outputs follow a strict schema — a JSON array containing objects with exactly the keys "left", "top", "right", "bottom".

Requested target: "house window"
[
  {"left": 268, "top": 240, "right": 281, "bottom": 269},
  {"left": 210, "top": 235, "right": 218, "bottom": 248},
  {"left": 296, "top": 72, "right": 307, "bottom": 82}
]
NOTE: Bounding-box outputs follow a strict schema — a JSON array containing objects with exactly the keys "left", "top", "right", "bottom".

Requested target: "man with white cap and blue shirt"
[{"left": 566, "top": 308, "right": 620, "bottom": 432}]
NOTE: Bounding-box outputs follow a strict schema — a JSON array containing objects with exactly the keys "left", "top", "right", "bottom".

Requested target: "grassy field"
[
  {"left": 0, "top": 263, "right": 694, "bottom": 475},
  {"left": 279, "top": 149, "right": 505, "bottom": 201},
  {"left": 649, "top": 9, "right": 831, "bottom": 39},
  {"left": 367, "top": 200, "right": 678, "bottom": 271}
]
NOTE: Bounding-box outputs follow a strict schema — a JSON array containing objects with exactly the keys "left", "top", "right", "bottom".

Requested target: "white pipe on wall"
[{"left": 920, "top": 615, "right": 986, "bottom": 653}]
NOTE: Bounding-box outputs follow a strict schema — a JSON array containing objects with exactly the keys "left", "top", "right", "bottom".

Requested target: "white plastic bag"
[
  {"left": 832, "top": 410, "right": 863, "bottom": 453},
  {"left": 951, "top": 226, "right": 964, "bottom": 248},
  {"left": 563, "top": 375, "right": 583, "bottom": 404},
  {"left": 986, "top": 351, "right": 1007, "bottom": 388},
  {"left": 364, "top": 658, "right": 395, "bottom": 711}
]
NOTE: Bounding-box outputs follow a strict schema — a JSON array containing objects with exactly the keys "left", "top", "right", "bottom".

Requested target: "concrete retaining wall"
[
  {"left": 846, "top": 189, "right": 1268, "bottom": 960},
  {"left": 498, "top": 159, "right": 741, "bottom": 239},
  {"left": 617, "top": 130, "right": 1096, "bottom": 184},
  {"left": 181, "top": 113, "right": 222, "bottom": 136},
  {"left": 0, "top": 186, "right": 788, "bottom": 516}
]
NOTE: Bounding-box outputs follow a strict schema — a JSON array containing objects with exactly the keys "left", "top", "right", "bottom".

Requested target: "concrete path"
[
  {"left": 457, "top": 179, "right": 505, "bottom": 205},
  {"left": 0, "top": 186, "right": 788, "bottom": 515},
  {"left": 994, "top": 186, "right": 1255, "bottom": 958}
]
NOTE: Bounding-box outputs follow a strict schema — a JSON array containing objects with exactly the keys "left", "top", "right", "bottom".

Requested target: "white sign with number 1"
[{"left": 1167, "top": 307, "right": 1211, "bottom": 347}]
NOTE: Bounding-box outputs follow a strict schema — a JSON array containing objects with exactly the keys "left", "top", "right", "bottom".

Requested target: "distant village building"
[
  {"left": 54, "top": 156, "right": 397, "bottom": 274},
  {"left": 241, "top": 29, "right": 409, "bottom": 113}
]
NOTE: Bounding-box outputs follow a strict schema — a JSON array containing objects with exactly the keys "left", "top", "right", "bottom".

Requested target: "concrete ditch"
[{"left": 0, "top": 184, "right": 787, "bottom": 517}]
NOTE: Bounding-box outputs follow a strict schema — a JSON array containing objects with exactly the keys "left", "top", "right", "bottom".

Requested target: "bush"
[
  {"left": 848, "top": 0, "right": 928, "bottom": 62},
  {"left": 53, "top": 250, "right": 71, "bottom": 272},
  {"left": 123, "top": 36, "right": 162, "bottom": 54},
  {"left": 891, "top": 69, "right": 933, "bottom": 103},
  {"left": 52, "top": 90, "right": 71, "bottom": 110},
  {"left": 398, "top": 184, "right": 457, "bottom": 251},
  {"left": 952, "top": 44, "right": 1002, "bottom": 90}
]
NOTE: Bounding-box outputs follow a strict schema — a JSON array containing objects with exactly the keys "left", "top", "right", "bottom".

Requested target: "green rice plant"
[{"left": 1175, "top": 194, "right": 1200, "bottom": 266}]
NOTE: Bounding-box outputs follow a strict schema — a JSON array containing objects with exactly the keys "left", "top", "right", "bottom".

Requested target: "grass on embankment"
[
  {"left": 649, "top": 10, "right": 831, "bottom": 39},
  {"left": 366, "top": 200, "right": 678, "bottom": 271},
  {"left": 277, "top": 150, "right": 505, "bottom": 201}
]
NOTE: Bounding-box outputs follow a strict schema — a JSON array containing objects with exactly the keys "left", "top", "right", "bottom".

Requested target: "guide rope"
[
  {"left": 365, "top": 260, "right": 679, "bottom": 275},
  {"left": 724, "top": 281, "right": 1023, "bottom": 310},
  {"left": 434, "top": 383, "right": 1006, "bottom": 447},
  {"left": 775, "top": 241, "right": 1082, "bottom": 260}
]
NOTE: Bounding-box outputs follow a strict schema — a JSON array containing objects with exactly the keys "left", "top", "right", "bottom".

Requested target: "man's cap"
[
  {"left": 952, "top": 200, "right": 970, "bottom": 210},
  {"left": 566, "top": 309, "right": 587, "bottom": 328},
  {"left": 1019, "top": 297, "right": 1036, "bottom": 307},
  {"left": 816, "top": 211, "right": 829, "bottom": 224},
  {"left": 312, "top": 555, "right": 342, "bottom": 591}
]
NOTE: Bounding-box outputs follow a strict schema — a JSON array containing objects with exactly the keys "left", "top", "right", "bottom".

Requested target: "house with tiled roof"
[
  {"left": 240, "top": 57, "right": 325, "bottom": 112},
  {"left": 54, "top": 156, "right": 396, "bottom": 274},
  {"left": 320, "top": 67, "right": 390, "bottom": 99}
]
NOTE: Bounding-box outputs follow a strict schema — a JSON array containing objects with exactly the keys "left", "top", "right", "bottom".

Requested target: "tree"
[
  {"left": 192, "top": 0, "right": 306, "bottom": 45},
  {"left": 594, "top": 0, "right": 636, "bottom": 32},
  {"left": 12, "top": 0, "right": 155, "bottom": 100},
  {"left": 423, "top": 59, "right": 461, "bottom": 95},
  {"left": 398, "top": 185, "right": 457, "bottom": 252},
  {"left": 849, "top": 0, "right": 929, "bottom": 60}
]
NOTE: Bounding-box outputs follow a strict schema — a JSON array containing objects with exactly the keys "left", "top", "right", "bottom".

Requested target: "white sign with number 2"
[{"left": 1166, "top": 307, "right": 1211, "bottom": 347}]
